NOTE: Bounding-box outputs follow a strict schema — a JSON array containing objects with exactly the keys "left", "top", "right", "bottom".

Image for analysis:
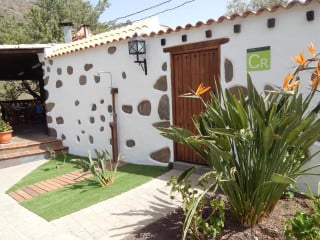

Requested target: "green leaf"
[{"left": 271, "top": 173, "right": 295, "bottom": 184}]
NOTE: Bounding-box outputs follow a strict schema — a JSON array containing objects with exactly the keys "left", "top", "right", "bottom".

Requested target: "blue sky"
[{"left": 89, "top": 0, "right": 228, "bottom": 27}]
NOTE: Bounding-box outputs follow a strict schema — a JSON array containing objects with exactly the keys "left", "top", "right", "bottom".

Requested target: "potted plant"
[{"left": 0, "top": 119, "right": 13, "bottom": 144}]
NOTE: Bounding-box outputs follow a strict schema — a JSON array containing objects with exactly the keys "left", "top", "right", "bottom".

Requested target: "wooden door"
[{"left": 171, "top": 48, "right": 220, "bottom": 164}]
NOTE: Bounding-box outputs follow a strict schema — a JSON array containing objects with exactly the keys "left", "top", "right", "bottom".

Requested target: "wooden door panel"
[{"left": 172, "top": 48, "right": 220, "bottom": 165}]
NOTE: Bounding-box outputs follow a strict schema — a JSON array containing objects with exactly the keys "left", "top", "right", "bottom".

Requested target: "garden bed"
[{"left": 126, "top": 193, "right": 311, "bottom": 239}]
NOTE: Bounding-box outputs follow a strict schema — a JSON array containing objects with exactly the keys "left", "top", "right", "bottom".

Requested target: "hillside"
[{"left": 0, "top": 0, "right": 36, "bottom": 18}]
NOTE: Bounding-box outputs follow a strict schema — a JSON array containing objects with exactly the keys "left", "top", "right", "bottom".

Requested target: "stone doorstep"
[{"left": 8, "top": 161, "right": 127, "bottom": 203}]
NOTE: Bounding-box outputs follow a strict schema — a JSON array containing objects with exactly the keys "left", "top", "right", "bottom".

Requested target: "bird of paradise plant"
[{"left": 161, "top": 43, "right": 320, "bottom": 232}]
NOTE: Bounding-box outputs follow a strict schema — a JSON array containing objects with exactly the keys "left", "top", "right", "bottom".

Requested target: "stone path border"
[{"left": 8, "top": 169, "right": 94, "bottom": 202}]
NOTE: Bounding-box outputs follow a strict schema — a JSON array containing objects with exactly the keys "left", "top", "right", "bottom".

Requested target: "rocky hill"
[{"left": 0, "top": 0, "right": 36, "bottom": 18}]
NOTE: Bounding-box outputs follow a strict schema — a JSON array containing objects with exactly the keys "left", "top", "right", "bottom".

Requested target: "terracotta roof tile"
[{"left": 45, "top": 0, "right": 319, "bottom": 59}]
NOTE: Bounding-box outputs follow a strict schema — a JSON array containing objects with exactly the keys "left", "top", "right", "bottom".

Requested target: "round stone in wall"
[
  {"left": 100, "top": 115, "right": 105, "bottom": 122},
  {"left": 84, "top": 64, "right": 93, "bottom": 71},
  {"left": 108, "top": 46, "right": 117, "bottom": 54},
  {"left": 78, "top": 119, "right": 81, "bottom": 125},
  {"left": 48, "top": 128, "right": 57, "bottom": 138},
  {"left": 122, "top": 105, "right": 133, "bottom": 114},
  {"left": 227, "top": 85, "right": 248, "bottom": 99},
  {"left": 122, "top": 72, "right": 126, "bottom": 79},
  {"left": 56, "top": 80, "right": 63, "bottom": 88},
  {"left": 77, "top": 136, "right": 80, "bottom": 142},
  {"left": 75, "top": 100, "right": 80, "bottom": 106},
  {"left": 89, "top": 135, "right": 94, "bottom": 144},
  {"left": 90, "top": 116, "right": 95, "bottom": 123},
  {"left": 100, "top": 126, "right": 104, "bottom": 132},
  {"left": 56, "top": 116, "right": 64, "bottom": 124},
  {"left": 61, "top": 134, "right": 66, "bottom": 140},
  {"left": 224, "top": 58, "right": 233, "bottom": 83},
  {"left": 91, "top": 104, "right": 97, "bottom": 111},
  {"left": 162, "top": 62, "right": 167, "bottom": 71},
  {"left": 150, "top": 147, "right": 170, "bottom": 163},
  {"left": 45, "top": 102, "right": 55, "bottom": 112},
  {"left": 153, "top": 76, "right": 167, "bottom": 91},
  {"left": 49, "top": 59, "right": 53, "bottom": 65},
  {"left": 46, "top": 66, "right": 51, "bottom": 72},
  {"left": 152, "top": 121, "right": 170, "bottom": 128},
  {"left": 57, "top": 68, "right": 62, "bottom": 75},
  {"left": 138, "top": 100, "right": 151, "bottom": 116},
  {"left": 126, "top": 140, "right": 135, "bottom": 148},
  {"left": 94, "top": 75, "right": 100, "bottom": 83},
  {"left": 81, "top": 130, "right": 85, "bottom": 134},
  {"left": 46, "top": 115, "right": 53, "bottom": 124},
  {"left": 108, "top": 105, "right": 112, "bottom": 113},
  {"left": 158, "top": 95, "right": 170, "bottom": 120},
  {"left": 67, "top": 66, "right": 73, "bottom": 75},
  {"left": 43, "top": 76, "right": 49, "bottom": 86},
  {"left": 100, "top": 99, "right": 104, "bottom": 104},
  {"left": 79, "top": 75, "right": 87, "bottom": 85}
]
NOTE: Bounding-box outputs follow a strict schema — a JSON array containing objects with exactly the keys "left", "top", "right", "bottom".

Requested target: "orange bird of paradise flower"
[
  {"left": 312, "top": 62, "right": 320, "bottom": 89},
  {"left": 195, "top": 82, "right": 211, "bottom": 96},
  {"left": 283, "top": 73, "right": 300, "bottom": 90},
  {"left": 293, "top": 52, "right": 307, "bottom": 66},
  {"left": 308, "top": 43, "right": 316, "bottom": 56}
]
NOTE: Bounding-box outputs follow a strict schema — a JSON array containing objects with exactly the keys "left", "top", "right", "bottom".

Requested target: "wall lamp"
[{"left": 128, "top": 39, "right": 147, "bottom": 75}]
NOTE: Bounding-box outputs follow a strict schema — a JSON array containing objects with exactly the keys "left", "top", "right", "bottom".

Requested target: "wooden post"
[{"left": 109, "top": 88, "right": 118, "bottom": 162}]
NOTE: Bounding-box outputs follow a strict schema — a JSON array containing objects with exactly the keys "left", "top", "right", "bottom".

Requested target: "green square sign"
[{"left": 247, "top": 46, "right": 271, "bottom": 71}]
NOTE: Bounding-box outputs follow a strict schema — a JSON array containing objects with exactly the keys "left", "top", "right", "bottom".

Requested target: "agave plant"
[{"left": 161, "top": 45, "right": 320, "bottom": 227}]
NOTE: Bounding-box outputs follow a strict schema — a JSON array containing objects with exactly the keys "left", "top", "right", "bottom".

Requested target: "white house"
[{"left": 43, "top": 0, "right": 320, "bottom": 178}]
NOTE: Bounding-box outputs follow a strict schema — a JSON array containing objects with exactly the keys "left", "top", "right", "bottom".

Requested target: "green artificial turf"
[
  {"left": 19, "top": 164, "right": 168, "bottom": 221},
  {"left": 6, "top": 154, "right": 87, "bottom": 193}
]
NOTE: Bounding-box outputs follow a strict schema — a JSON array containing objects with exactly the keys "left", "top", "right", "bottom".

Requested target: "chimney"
[{"left": 59, "top": 22, "right": 73, "bottom": 43}]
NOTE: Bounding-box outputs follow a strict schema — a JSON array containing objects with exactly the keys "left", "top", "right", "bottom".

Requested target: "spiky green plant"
[
  {"left": 161, "top": 45, "right": 320, "bottom": 227},
  {"left": 82, "top": 149, "right": 120, "bottom": 187}
]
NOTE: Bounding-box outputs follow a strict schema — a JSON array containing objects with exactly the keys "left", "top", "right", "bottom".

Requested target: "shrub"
[{"left": 161, "top": 44, "right": 320, "bottom": 227}]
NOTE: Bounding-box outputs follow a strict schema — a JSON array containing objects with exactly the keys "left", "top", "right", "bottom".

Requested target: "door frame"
[{"left": 163, "top": 38, "right": 229, "bottom": 163}]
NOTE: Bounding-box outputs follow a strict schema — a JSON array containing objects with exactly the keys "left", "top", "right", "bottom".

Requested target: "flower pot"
[{"left": 0, "top": 130, "right": 13, "bottom": 144}]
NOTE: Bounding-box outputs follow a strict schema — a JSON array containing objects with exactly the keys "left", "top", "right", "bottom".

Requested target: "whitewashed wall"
[{"left": 44, "top": 1, "right": 320, "bottom": 187}]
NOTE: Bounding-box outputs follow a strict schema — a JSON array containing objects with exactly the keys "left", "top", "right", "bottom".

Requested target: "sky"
[{"left": 89, "top": 0, "right": 228, "bottom": 27}]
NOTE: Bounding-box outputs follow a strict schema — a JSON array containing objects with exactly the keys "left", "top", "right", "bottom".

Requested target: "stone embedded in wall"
[
  {"left": 84, "top": 64, "right": 93, "bottom": 71},
  {"left": 43, "top": 76, "right": 49, "bottom": 85},
  {"left": 79, "top": 75, "right": 87, "bottom": 85},
  {"left": 150, "top": 147, "right": 170, "bottom": 163},
  {"left": 56, "top": 80, "right": 63, "bottom": 88},
  {"left": 122, "top": 105, "right": 133, "bottom": 114},
  {"left": 122, "top": 72, "right": 126, "bottom": 79},
  {"left": 100, "top": 99, "right": 104, "bottom": 104},
  {"left": 158, "top": 95, "right": 170, "bottom": 120},
  {"left": 45, "top": 102, "right": 55, "bottom": 112},
  {"left": 108, "top": 46, "right": 117, "bottom": 54},
  {"left": 162, "top": 62, "right": 167, "bottom": 71},
  {"left": 78, "top": 119, "right": 81, "bottom": 125},
  {"left": 67, "top": 66, "right": 73, "bottom": 75},
  {"left": 126, "top": 140, "right": 135, "bottom": 148},
  {"left": 100, "top": 115, "right": 106, "bottom": 122},
  {"left": 44, "top": 90, "right": 49, "bottom": 101},
  {"left": 100, "top": 126, "right": 104, "bottom": 132},
  {"left": 57, "top": 68, "right": 62, "bottom": 75},
  {"left": 48, "top": 128, "right": 57, "bottom": 138},
  {"left": 49, "top": 59, "right": 53, "bottom": 65},
  {"left": 94, "top": 75, "right": 100, "bottom": 83},
  {"left": 152, "top": 121, "right": 170, "bottom": 128},
  {"left": 153, "top": 76, "right": 168, "bottom": 91},
  {"left": 224, "top": 58, "right": 233, "bottom": 83},
  {"left": 228, "top": 85, "right": 248, "bottom": 99},
  {"left": 56, "top": 116, "right": 64, "bottom": 124},
  {"left": 77, "top": 136, "right": 80, "bottom": 142},
  {"left": 91, "top": 104, "right": 97, "bottom": 111},
  {"left": 75, "top": 100, "right": 80, "bottom": 106},
  {"left": 46, "top": 115, "right": 53, "bottom": 124},
  {"left": 108, "top": 105, "right": 112, "bottom": 113},
  {"left": 61, "top": 134, "right": 66, "bottom": 140},
  {"left": 89, "top": 135, "right": 94, "bottom": 144},
  {"left": 46, "top": 66, "right": 51, "bottom": 72},
  {"left": 90, "top": 116, "right": 95, "bottom": 123},
  {"left": 81, "top": 130, "right": 85, "bottom": 134},
  {"left": 138, "top": 100, "right": 151, "bottom": 116}
]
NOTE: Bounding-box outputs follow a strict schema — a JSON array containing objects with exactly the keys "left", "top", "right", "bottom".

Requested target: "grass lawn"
[{"left": 8, "top": 157, "right": 169, "bottom": 221}]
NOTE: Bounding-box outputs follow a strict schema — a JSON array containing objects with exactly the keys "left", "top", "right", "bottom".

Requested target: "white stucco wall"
[{"left": 44, "top": 1, "right": 320, "bottom": 189}]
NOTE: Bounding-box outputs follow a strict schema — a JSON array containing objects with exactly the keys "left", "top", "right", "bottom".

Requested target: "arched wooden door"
[{"left": 164, "top": 39, "right": 228, "bottom": 165}]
